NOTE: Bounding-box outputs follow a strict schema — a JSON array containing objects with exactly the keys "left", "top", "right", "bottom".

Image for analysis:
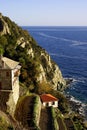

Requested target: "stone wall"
[
  {"left": 33, "top": 95, "right": 41, "bottom": 126},
  {"left": 0, "top": 91, "right": 10, "bottom": 112},
  {"left": 0, "top": 91, "right": 18, "bottom": 116},
  {"left": 0, "top": 69, "right": 12, "bottom": 90},
  {"left": 12, "top": 77, "right": 19, "bottom": 105}
]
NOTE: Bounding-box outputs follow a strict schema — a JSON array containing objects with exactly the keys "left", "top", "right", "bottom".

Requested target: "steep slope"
[
  {"left": 0, "top": 13, "right": 87, "bottom": 130},
  {"left": 0, "top": 12, "right": 66, "bottom": 91},
  {"left": 0, "top": 110, "right": 23, "bottom": 130}
]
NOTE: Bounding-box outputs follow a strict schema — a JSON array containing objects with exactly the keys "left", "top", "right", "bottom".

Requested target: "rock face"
[
  {"left": 0, "top": 13, "right": 10, "bottom": 35},
  {"left": 38, "top": 51, "right": 66, "bottom": 89},
  {"left": 0, "top": 13, "right": 66, "bottom": 91}
]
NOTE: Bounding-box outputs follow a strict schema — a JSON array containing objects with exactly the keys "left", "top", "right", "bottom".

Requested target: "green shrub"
[{"left": 50, "top": 107, "right": 59, "bottom": 130}]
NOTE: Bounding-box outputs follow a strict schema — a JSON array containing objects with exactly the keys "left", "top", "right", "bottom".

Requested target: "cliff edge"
[{"left": 0, "top": 13, "right": 66, "bottom": 91}]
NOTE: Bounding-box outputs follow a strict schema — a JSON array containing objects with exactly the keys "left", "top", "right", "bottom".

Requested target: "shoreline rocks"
[
  {"left": 65, "top": 94, "right": 87, "bottom": 121},
  {"left": 65, "top": 78, "right": 73, "bottom": 86}
]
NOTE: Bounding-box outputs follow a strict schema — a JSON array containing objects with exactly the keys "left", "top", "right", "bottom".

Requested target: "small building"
[
  {"left": 40, "top": 94, "right": 59, "bottom": 107},
  {"left": 0, "top": 56, "right": 21, "bottom": 105}
]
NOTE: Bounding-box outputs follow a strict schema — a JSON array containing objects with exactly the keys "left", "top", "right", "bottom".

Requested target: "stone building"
[{"left": 0, "top": 56, "right": 21, "bottom": 113}]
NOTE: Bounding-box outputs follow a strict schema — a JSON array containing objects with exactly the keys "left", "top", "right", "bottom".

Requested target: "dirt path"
[{"left": 39, "top": 107, "right": 52, "bottom": 130}]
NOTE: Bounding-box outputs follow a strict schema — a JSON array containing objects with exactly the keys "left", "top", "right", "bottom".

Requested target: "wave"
[
  {"left": 75, "top": 77, "right": 87, "bottom": 83},
  {"left": 39, "top": 32, "right": 75, "bottom": 42},
  {"left": 50, "top": 53, "right": 87, "bottom": 61},
  {"left": 38, "top": 32, "right": 87, "bottom": 46},
  {"left": 65, "top": 77, "right": 87, "bottom": 88},
  {"left": 71, "top": 41, "right": 87, "bottom": 46}
]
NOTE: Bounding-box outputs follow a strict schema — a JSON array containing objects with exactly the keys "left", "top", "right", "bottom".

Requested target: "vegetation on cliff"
[
  {"left": 0, "top": 13, "right": 86, "bottom": 130},
  {"left": 0, "top": 13, "right": 66, "bottom": 92}
]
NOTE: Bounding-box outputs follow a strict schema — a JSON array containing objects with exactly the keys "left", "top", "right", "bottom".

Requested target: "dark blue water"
[{"left": 23, "top": 26, "right": 87, "bottom": 105}]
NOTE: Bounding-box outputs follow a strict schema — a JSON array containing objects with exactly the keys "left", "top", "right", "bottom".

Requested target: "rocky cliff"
[
  {"left": 0, "top": 13, "right": 66, "bottom": 91},
  {"left": 0, "top": 13, "right": 86, "bottom": 130},
  {"left": 0, "top": 13, "right": 10, "bottom": 35}
]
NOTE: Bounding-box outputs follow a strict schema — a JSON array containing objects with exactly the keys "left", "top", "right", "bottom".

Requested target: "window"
[
  {"left": 52, "top": 101, "right": 55, "bottom": 105},
  {"left": 6, "top": 71, "right": 9, "bottom": 77},
  {"left": 46, "top": 102, "right": 49, "bottom": 106}
]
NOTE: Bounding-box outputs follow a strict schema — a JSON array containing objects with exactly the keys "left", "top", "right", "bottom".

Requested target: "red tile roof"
[{"left": 40, "top": 94, "right": 58, "bottom": 102}]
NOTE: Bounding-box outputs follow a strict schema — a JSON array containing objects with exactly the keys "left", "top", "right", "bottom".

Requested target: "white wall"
[
  {"left": 11, "top": 69, "right": 19, "bottom": 105},
  {"left": 42, "top": 101, "right": 58, "bottom": 107}
]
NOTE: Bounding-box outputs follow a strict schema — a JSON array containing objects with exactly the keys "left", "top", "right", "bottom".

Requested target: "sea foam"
[{"left": 66, "top": 94, "right": 87, "bottom": 120}]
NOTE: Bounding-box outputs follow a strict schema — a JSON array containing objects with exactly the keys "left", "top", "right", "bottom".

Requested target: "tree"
[
  {"left": 0, "top": 36, "right": 8, "bottom": 48},
  {"left": 0, "top": 45, "right": 4, "bottom": 55}
]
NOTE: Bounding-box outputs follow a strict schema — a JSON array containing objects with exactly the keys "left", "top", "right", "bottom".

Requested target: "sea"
[{"left": 22, "top": 26, "right": 87, "bottom": 119}]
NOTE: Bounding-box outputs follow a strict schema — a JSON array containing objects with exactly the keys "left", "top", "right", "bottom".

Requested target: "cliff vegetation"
[
  {"left": 0, "top": 13, "right": 86, "bottom": 130},
  {"left": 0, "top": 13, "right": 66, "bottom": 92}
]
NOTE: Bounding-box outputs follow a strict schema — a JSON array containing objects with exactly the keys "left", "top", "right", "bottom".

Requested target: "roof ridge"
[
  {"left": 2, "top": 57, "right": 19, "bottom": 69},
  {"left": 40, "top": 94, "right": 58, "bottom": 102}
]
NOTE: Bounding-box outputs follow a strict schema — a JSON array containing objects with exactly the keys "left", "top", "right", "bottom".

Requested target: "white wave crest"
[
  {"left": 71, "top": 41, "right": 87, "bottom": 46},
  {"left": 50, "top": 53, "right": 87, "bottom": 61},
  {"left": 70, "top": 96, "right": 81, "bottom": 103},
  {"left": 39, "top": 32, "right": 87, "bottom": 46}
]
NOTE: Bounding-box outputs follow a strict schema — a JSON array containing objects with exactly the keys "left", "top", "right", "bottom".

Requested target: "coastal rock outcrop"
[
  {"left": 0, "top": 13, "right": 10, "bottom": 35},
  {"left": 0, "top": 13, "right": 66, "bottom": 91}
]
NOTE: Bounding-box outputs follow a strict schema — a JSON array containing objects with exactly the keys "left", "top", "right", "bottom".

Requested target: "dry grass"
[{"left": 0, "top": 110, "right": 13, "bottom": 130}]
